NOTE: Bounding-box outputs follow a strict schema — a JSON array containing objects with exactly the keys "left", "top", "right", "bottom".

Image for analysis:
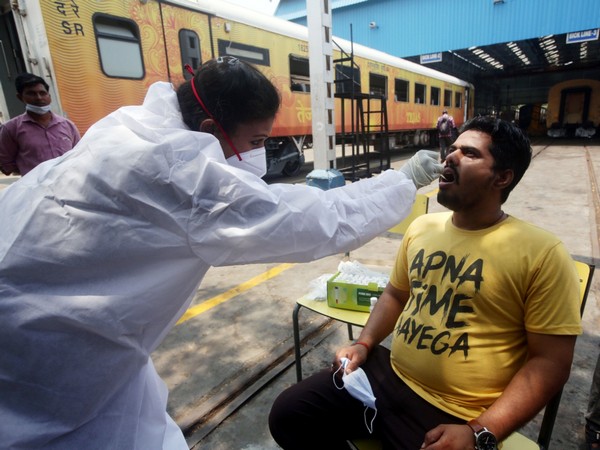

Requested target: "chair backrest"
[
  {"left": 535, "top": 259, "right": 594, "bottom": 449},
  {"left": 388, "top": 193, "right": 429, "bottom": 235}
]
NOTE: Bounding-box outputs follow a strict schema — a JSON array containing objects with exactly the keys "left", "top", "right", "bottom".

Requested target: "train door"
[
  {"left": 560, "top": 87, "right": 591, "bottom": 125},
  {"left": 0, "top": 4, "right": 26, "bottom": 123},
  {"left": 158, "top": 3, "right": 213, "bottom": 88}
]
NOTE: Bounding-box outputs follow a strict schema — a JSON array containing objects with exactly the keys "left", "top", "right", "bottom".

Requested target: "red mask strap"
[{"left": 185, "top": 64, "right": 242, "bottom": 161}]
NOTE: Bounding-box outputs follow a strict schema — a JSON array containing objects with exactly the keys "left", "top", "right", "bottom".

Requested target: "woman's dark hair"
[
  {"left": 177, "top": 56, "right": 281, "bottom": 134},
  {"left": 459, "top": 116, "right": 532, "bottom": 203}
]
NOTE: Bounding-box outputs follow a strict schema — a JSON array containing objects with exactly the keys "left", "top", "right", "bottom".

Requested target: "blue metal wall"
[{"left": 277, "top": 0, "right": 600, "bottom": 58}]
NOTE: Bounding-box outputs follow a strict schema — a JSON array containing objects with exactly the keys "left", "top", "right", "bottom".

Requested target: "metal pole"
[{"left": 306, "top": 0, "right": 335, "bottom": 170}]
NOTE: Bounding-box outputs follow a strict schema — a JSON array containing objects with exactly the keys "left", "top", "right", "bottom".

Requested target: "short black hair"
[
  {"left": 15, "top": 73, "right": 49, "bottom": 95},
  {"left": 459, "top": 116, "right": 532, "bottom": 203}
]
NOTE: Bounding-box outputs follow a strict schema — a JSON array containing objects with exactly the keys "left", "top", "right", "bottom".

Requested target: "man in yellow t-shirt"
[
  {"left": 390, "top": 212, "right": 580, "bottom": 421},
  {"left": 269, "top": 116, "right": 581, "bottom": 450}
]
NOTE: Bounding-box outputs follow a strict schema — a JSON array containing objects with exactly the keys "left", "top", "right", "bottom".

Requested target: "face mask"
[
  {"left": 26, "top": 103, "right": 52, "bottom": 115},
  {"left": 333, "top": 357, "right": 378, "bottom": 433},
  {"left": 226, "top": 147, "right": 267, "bottom": 178}
]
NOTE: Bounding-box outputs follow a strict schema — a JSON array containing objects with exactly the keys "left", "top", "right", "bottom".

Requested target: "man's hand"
[
  {"left": 399, "top": 149, "right": 443, "bottom": 189},
  {"left": 420, "top": 423, "right": 475, "bottom": 450},
  {"left": 332, "top": 343, "right": 368, "bottom": 374}
]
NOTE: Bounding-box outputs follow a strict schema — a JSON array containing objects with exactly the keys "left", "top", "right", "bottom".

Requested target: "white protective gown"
[{"left": 0, "top": 82, "right": 416, "bottom": 449}]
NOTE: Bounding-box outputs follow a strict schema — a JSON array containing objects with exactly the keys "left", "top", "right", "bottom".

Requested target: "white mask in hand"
[
  {"left": 226, "top": 147, "right": 267, "bottom": 178},
  {"left": 333, "top": 357, "right": 377, "bottom": 433}
]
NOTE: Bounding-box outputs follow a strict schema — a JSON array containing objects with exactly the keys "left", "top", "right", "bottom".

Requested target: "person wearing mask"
[
  {"left": 0, "top": 56, "right": 442, "bottom": 449},
  {"left": 269, "top": 116, "right": 581, "bottom": 450},
  {"left": 436, "top": 109, "right": 456, "bottom": 162},
  {"left": 0, "top": 73, "right": 80, "bottom": 176}
]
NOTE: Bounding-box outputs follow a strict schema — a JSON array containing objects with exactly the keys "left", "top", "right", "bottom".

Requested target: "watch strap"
[{"left": 467, "top": 418, "right": 485, "bottom": 434}]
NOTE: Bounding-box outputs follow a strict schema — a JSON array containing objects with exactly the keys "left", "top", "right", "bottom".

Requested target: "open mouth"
[{"left": 439, "top": 167, "right": 457, "bottom": 183}]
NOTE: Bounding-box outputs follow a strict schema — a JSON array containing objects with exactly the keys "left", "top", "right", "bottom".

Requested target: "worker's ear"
[{"left": 199, "top": 119, "right": 216, "bottom": 134}]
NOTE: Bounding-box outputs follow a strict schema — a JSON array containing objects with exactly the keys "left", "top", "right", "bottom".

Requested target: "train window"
[
  {"left": 289, "top": 55, "right": 310, "bottom": 93},
  {"left": 180, "top": 29, "right": 201, "bottom": 80},
  {"left": 394, "top": 78, "right": 409, "bottom": 102},
  {"left": 455, "top": 92, "right": 462, "bottom": 108},
  {"left": 444, "top": 89, "right": 452, "bottom": 107},
  {"left": 218, "top": 39, "right": 270, "bottom": 66},
  {"left": 414, "top": 83, "right": 426, "bottom": 104},
  {"left": 430, "top": 86, "right": 440, "bottom": 106},
  {"left": 335, "top": 64, "right": 361, "bottom": 94},
  {"left": 93, "top": 14, "right": 144, "bottom": 79},
  {"left": 369, "top": 73, "right": 387, "bottom": 99}
]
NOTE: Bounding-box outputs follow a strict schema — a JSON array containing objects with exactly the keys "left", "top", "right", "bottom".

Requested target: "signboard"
[
  {"left": 420, "top": 52, "right": 442, "bottom": 64},
  {"left": 566, "top": 29, "right": 599, "bottom": 44}
]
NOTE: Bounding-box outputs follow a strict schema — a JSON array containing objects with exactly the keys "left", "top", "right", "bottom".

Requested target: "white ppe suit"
[{"left": 0, "top": 82, "right": 416, "bottom": 449}]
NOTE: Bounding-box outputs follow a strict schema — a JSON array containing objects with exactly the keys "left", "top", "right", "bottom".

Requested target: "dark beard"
[{"left": 437, "top": 190, "right": 459, "bottom": 212}]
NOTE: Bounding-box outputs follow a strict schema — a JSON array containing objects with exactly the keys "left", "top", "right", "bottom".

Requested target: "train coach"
[
  {"left": 545, "top": 79, "right": 600, "bottom": 138},
  {"left": 0, "top": 0, "right": 473, "bottom": 177}
]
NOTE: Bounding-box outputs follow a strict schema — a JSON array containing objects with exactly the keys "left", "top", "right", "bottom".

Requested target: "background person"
[
  {"left": 269, "top": 116, "right": 581, "bottom": 450},
  {"left": 436, "top": 109, "right": 456, "bottom": 162},
  {"left": 0, "top": 57, "right": 442, "bottom": 449},
  {"left": 0, "top": 73, "right": 80, "bottom": 176}
]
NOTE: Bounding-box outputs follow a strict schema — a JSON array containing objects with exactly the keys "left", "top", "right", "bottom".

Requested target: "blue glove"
[{"left": 399, "top": 150, "right": 443, "bottom": 189}]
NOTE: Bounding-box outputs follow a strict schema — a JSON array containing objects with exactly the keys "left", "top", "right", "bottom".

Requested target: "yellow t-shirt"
[{"left": 389, "top": 211, "right": 581, "bottom": 420}]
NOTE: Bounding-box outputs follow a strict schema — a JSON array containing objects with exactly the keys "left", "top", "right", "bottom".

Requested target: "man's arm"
[
  {"left": 0, "top": 123, "right": 19, "bottom": 175},
  {"left": 421, "top": 332, "right": 576, "bottom": 449},
  {"left": 358, "top": 282, "right": 408, "bottom": 347},
  {"left": 68, "top": 119, "right": 81, "bottom": 147},
  {"left": 336, "top": 282, "right": 408, "bottom": 372},
  {"left": 475, "top": 332, "right": 576, "bottom": 439}
]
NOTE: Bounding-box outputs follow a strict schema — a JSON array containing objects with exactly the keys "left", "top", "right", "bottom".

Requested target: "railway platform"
[{"left": 1, "top": 137, "right": 599, "bottom": 450}]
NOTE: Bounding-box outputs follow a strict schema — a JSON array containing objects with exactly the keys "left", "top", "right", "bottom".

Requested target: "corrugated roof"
[
  {"left": 276, "top": 0, "right": 600, "bottom": 84},
  {"left": 404, "top": 31, "right": 600, "bottom": 83}
]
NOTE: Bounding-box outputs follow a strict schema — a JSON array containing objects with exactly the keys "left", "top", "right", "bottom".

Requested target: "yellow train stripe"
[{"left": 176, "top": 263, "right": 296, "bottom": 325}]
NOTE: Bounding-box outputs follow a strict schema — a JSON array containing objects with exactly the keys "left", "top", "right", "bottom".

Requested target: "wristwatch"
[{"left": 467, "top": 419, "right": 498, "bottom": 450}]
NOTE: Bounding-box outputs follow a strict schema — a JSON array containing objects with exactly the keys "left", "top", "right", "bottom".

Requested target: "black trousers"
[
  {"left": 439, "top": 136, "right": 453, "bottom": 161},
  {"left": 269, "top": 346, "right": 464, "bottom": 450}
]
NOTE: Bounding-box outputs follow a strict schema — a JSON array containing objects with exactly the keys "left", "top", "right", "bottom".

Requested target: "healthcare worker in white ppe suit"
[{"left": 0, "top": 56, "right": 442, "bottom": 449}]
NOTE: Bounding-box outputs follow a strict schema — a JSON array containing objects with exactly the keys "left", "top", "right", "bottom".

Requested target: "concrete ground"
[{"left": 1, "top": 137, "right": 599, "bottom": 450}]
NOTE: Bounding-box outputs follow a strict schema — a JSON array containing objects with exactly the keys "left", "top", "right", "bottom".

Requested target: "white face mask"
[
  {"left": 26, "top": 103, "right": 52, "bottom": 115},
  {"left": 333, "top": 357, "right": 378, "bottom": 434},
  {"left": 226, "top": 146, "right": 267, "bottom": 178}
]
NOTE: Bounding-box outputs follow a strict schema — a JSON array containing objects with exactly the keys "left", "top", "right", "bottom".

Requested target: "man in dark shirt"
[{"left": 436, "top": 109, "right": 455, "bottom": 161}]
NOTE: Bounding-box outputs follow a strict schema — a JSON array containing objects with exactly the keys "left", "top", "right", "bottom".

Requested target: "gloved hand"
[{"left": 399, "top": 150, "right": 443, "bottom": 189}]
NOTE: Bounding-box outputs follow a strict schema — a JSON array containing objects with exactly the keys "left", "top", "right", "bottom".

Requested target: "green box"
[{"left": 326, "top": 272, "right": 384, "bottom": 312}]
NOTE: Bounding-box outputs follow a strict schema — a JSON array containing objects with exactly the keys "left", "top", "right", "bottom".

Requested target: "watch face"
[{"left": 476, "top": 430, "right": 498, "bottom": 450}]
